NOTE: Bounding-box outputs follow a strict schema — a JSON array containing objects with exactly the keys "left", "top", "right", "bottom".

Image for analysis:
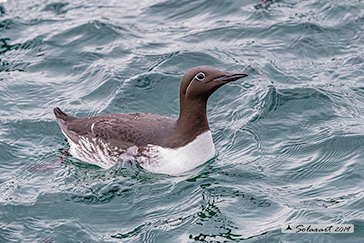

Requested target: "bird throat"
[{"left": 177, "top": 97, "right": 210, "bottom": 140}]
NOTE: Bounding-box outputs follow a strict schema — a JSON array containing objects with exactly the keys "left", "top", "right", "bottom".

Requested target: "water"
[{"left": 0, "top": 0, "right": 363, "bottom": 242}]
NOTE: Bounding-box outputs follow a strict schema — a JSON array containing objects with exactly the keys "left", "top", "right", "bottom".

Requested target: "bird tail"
[
  {"left": 54, "top": 107, "right": 74, "bottom": 121},
  {"left": 53, "top": 107, "right": 78, "bottom": 143}
]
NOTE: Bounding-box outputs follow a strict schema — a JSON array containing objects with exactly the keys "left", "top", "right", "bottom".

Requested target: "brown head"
[
  {"left": 177, "top": 66, "right": 248, "bottom": 137},
  {"left": 179, "top": 66, "right": 248, "bottom": 102}
]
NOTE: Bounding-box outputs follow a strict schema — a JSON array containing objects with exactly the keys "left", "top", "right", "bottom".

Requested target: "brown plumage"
[{"left": 54, "top": 66, "right": 248, "bottom": 172}]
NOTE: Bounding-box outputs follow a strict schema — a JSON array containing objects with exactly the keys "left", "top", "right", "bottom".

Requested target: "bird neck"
[{"left": 177, "top": 96, "right": 210, "bottom": 137}]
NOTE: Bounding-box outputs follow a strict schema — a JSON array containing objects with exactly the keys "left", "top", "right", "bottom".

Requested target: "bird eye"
[{"left": 195, "top": 72, "right": 205, "bottom": 81}]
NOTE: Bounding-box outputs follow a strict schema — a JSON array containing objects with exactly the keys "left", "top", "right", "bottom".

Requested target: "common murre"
[{"left": 54, "top": 66, "right": 248, "bottom": 175}]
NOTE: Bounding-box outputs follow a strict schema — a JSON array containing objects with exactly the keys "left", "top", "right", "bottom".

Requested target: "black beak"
[{"left": 214, "top": 72, "right": 248, "bottom": 82}]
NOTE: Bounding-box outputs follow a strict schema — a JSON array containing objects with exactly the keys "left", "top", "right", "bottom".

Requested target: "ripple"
[
  {"left": 0, "top": 4, "right": 5, "bottom": 16},
  {"left": 48, "top": 20, "right": 137, "bottom": 48},
  {"left": 0, "top": 19, "right": 21, "bottom": 31},
  {"left": 1, "top": 0, "right": 364, "bottom": 242},
  {"left": 280, "top": 135, "right": 361, "bottom": 183},
  {"left": 42, "top": 2, "right": 69, "bottom": 15}
]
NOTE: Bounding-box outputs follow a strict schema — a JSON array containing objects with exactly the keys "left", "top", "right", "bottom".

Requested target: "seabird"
[{"left": 54, "top": 66, "right": 248, "bottom": 175}]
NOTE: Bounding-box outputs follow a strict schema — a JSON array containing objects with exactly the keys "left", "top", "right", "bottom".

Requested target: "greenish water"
[{"left": 1, "top": 0, "right": 364, "bottom": 242}]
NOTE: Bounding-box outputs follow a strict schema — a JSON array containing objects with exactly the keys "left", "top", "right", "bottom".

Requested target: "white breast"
[
  {"left": 63, "top": 130, "right": 216, "bottom": 175},
  {"left": 140, "top": 131, "right": 216, "bottom": 175}
]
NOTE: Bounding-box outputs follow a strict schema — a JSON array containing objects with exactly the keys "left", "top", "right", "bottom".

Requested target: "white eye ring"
[{"left": 195, "top": 72, "right": 205, "bottom": 81}]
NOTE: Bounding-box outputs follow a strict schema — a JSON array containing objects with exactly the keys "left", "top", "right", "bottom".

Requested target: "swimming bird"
[{"left": 54, "top": 66, "right": 248, "bottom": 175}]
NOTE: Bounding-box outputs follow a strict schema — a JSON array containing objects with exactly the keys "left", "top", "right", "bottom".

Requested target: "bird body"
[{"left": 54, "top": 66, "right": 248, "bottom": 175}]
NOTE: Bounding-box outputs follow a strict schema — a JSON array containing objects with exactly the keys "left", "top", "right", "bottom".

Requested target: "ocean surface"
[{"left": 1, "top": 0, "right": 363, "bottom": 242}]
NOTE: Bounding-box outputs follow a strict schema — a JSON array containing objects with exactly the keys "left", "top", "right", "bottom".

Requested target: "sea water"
[{"left": 0, "top": 0, "right": 363, "bottom": 242}]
